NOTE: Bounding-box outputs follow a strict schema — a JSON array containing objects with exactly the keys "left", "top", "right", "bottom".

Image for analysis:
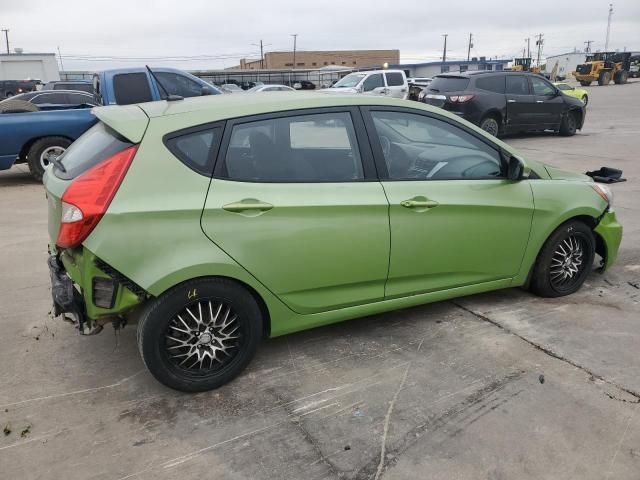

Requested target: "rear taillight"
[
  {"left": 56, "top": 145, "right": 138, "bottom": 249},
  {"left": 449, "top": 94, "right": 474, "bottom": 103}
]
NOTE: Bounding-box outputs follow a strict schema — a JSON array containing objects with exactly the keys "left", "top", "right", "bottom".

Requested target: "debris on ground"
[
  {"left": 539, "top": 374, "right": 545, "bottom": 384},
  {"left": 3, "top": 423, "right": 11, "bottom": 436},
  {"left": 20, "top": 424, "right": 31, "bottom": 438},
  {"left": 628, "top": 282, "right": 640, "bottom": 290}
]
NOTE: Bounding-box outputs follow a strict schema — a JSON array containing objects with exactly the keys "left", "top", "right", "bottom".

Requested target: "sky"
[{"left": 1, "top": 0, "right": 639, "bottom": 71}]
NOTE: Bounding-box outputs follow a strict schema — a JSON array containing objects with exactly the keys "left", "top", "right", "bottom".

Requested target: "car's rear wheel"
[
  {"left": 559, "top": 111, "right": 578, "bottom": 136},
  {"left": 530, "top": 220, "right": 595, "bottom": 297},
  {"left": 479, "top": 115, "right": 500, "bottom": 137},
  {"left": 581, "top": 94, "right": 588, "bottom": 106},
  {"left": 27, "top": 136, "right": 72, "bottom": 182},
  {"left": 598, "top": 71, "right": 610, "bottom": 86},
  {"left": 137, "top": 278, "right": 263, "bottom": 392}
]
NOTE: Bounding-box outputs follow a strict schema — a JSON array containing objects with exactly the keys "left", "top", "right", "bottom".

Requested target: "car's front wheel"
[
  {"left": 137, "top": 278, "right": 263, "bottom": 392},
  {"left": 559, "top": 111, "right": 578, "bottom": 136},
  {"left": 582, "top": 94, "right": 589, "bottom": 106},
  {"left": 530, "top": 220, "right": 595, "bottom": 297}
]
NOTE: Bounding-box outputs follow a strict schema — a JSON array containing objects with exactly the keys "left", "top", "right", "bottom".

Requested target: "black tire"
[
  {"left": 479, "top": 115, "right": 500, "bottom": 137},
  {"left": 581, "top": 95, "right": 588, "bottom": 106},
  {"left": 597, "top": 71, "right": 610, "bottom": 86},
  {"left": 137, "top": 278, "right": 263, "bottom": 392},
  {"left": 0, "top": 99, "right": 39, "bottom": 113},
  {"left": 579, "top": 80, "right": 592, "bottom": 87},
  {"left": 559, "top": 111, "right": 578, "bottom": 136},
  {"left": 530, "top": 220, "right": 595, "bottom": 298},
  {"left": 26, "top": 136, "right": 71, "bottom": 182},
  {"left": 614, "top": 70, "right": 628, "bottom": 85},
  {"left": 5, "top": 91, "right": 14, "bottom": 98}
]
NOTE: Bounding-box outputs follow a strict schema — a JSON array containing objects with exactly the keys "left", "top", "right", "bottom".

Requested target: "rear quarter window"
[
  {"left": 55, "top": 122, "right": 133, "bottom": 180},
  {"left": 385, "top": 72, "right": 405, "bottom": 86},
  {"left": 164, "top": 128, "right": 221, "bottom": 176},
  {"left": 113, "top": 73, "right": 153, "bottom": 105},
  {"left": 428, "top": 77, "right": 470, "bottom": 92}
]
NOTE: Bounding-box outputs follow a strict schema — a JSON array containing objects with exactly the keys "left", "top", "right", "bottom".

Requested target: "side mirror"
[
  {"left": 201, "top": 86, "right": 212, "bottom": 96},
  {"left": 507, "top": 155, "right": 527, "bottom": 180}
]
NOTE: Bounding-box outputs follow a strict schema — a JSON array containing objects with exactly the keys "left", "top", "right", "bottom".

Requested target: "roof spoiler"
[{"left": 92, "top": 105, "right": 150, "bottom": 143}]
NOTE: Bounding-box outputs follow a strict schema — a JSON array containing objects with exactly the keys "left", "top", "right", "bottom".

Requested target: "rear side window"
[
  {"left": 113, "top": 73, "right": 153, "bottom": 105},
  {"left": 56, "top": 122, "right": 132, "bottom": 180},
  {"left": 385, "top": 72, "right": 405, "bottom": 86},
  {"left": 428, "top": 77, "right": 470, "bottom": 92},
  {"left": 165, "top": 128, "right": 220, "bottom": 176},
  {"left": 475, "top": 76, "right": 505, "bottom": 93},
  {"left": 506, "top": 76, "right": 530, "bottom": 95},
  {"left": 221, "top": 112, "right": 364, "bottom": 182},
  {"left": 32, "top": 93, "right": 67, "bottom": 104}
]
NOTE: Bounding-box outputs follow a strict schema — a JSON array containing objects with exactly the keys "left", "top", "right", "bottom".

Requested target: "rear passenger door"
[
  {"left": 505, "top": 75, "right": 536, "bottom": 130},
  {"left": 384, "top": 72, "right": 408, "bottom": 99},
  {"left": 201, "top": 108, "right": 391, "bottom": 314}
]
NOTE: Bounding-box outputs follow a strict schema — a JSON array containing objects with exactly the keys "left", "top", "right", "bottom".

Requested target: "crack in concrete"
[{"left": 451, "top": 301, "right": 640, "bottom": 402}]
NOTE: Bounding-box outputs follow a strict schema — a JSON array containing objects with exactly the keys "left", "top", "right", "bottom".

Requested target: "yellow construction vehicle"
[
  {"left": 572, "top": 52, "right": 631, "bottom": 86},
  {"left": 511, "top": 57, "right": 542, "bottom": 74}
]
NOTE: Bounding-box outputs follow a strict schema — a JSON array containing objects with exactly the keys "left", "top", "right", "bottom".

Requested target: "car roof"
[
  {"left": 435, "top": 71, "right": 537, "bottom": 79},
  {"left": 126, "top": 92, "right": 439, "bottom": 122},
  {"left": 35, "top": 89, "right": 94, "bottom": 94}
]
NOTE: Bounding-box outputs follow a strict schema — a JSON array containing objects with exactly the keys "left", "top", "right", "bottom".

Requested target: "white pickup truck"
[{"left": 322, "top": 69, "right": 408, "bottom": 99}]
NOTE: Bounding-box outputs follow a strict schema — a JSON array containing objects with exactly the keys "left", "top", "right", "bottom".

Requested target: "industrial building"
[
  {"left": 0, "top": 52, "right": 60, "bottom": 81},
  {"left": 394, "top": 57, "right": 510, "bottom": 78},
  {"left": 230, "top": 50, "right": 400, "bottom": 70}
]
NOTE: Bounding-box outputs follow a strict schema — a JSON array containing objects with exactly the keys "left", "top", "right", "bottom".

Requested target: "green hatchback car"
[
  {"left": 44, "top": 93, "right": 621, "bottom": 392},
  {"left": 554, "top": 82, "right": 589, "bottom": 106}
]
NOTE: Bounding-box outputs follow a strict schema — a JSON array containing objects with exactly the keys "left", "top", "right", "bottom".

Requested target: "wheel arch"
[
  {"left": 481, "top": 109, "right": 503, "bottom": 125},
  {"left": 19, "top": 134, "right": 75, "bottom": 162}
]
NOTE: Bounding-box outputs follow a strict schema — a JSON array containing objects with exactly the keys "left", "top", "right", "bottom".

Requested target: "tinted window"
[
  {"left": 113, "top": 73, "right": 153, "bottom": 105},
  {"left": 371, "top": 111, "right": 502, "bottom": 180},
  {"left": 155, "top": 72, "right": 206, "bottom": 98},
  {"left": 222, "top": 112, "right": 364, "bottom": 182},
  {"left": 530, "top": 77, "right": 556, "bottom": 96},
  {"left": 428, "top": 76, "right": 470, "bottom": 92},
  {"left": 165, "top": 128, "right": 219, "bottom": 175},
  {"left": 385, "top": 72, "right": 404, "bottom": 86},
  {"left": 56, "top": 122, "right": 132, "bottom": 180},
  {"left": 54, "top": 83, "right": 93, "bottom": 93},
  {"left": 475, "top": 75, "right": 505, "bottom": 93},
  {"left": 68, "top": 93, "right": 98, "bottom": 105},
  {"left": 362, "top": 74, "right": 384, "bottom": 92},
  {"left": 506, "top": 76, "right": 530, "bottom": 95},
  {"left": 33, "top": 93, "right": 67, "bottom": 104}
]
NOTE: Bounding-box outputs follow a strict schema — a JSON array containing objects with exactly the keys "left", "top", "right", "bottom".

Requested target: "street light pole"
[
  {"left": 442, "top": 34, "right": 448, "bottom": 63},
  {"left": 1, "top": 29, "right": 9, "bottom": 54},
  {"left": 291, "top": 34, "right": 298, "bottom": 69},
  {"left": 605, "top": 3, "right": 613, "bottom": 51}
]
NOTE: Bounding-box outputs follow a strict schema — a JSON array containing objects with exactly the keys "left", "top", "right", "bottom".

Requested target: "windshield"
[{"left": 333, "top": 73, "right": 366, "bottom": 88}]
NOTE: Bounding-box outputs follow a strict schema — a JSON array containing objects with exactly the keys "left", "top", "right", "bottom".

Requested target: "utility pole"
[
  {"left": 57, "top": 46, "right": 65, "bottom": 71},
  {"left": 251, "top": 40, "right": 271, "bottom": 69},
  {"left": 605, "top": 3, "right": 613, "bottom": 51},
  {"left": 1, "top": 29, "right": 9, "bottom": 54},
  {"left": 525, "top": 37, "right": 531, "bottom": 58},
  {"left": 442, "top": 34, "right": 448, "bottom": 63},
  {"left": 291, "top": 34, "right": 298, "bottom": 69},
  {"left": 584, "top": 40, "right": 594, "bottom": 53},
  {"left": 467, "top": 33, "right": 473, "bottom": 61},
  {"left": 535, "top": 33, "right": 544, "bottom": 66}
]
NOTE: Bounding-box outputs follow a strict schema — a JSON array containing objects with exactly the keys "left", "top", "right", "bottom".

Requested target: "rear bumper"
[
  {"left": 47, "top": 247, "right": 146, "bottom": 328},
  {"left": 594, "top": 210, "right": 623, "bottom": 271}
]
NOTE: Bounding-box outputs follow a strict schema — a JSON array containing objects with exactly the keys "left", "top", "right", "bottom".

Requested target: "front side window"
[
  {"left": 222, "top": 112, "right": 364, "bottom": 182},
  {"left": 362, "top": 74, "right": 384, "bottom": 92},
  {"left": 530, "top": 77, "right": 556, "bottom": 96},
  {"left": 155, "top": 72, "right": 205, "bottom": 98},
  {"left": 370, "top": 111, "right": 503, "bottom": 180},
  {"left": 505, "top": 75, "right": 530, "bottom": 95}
]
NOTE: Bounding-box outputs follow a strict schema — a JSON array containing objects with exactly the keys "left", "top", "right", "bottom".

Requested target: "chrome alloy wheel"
[
  {"left": 164, "top": 300, "right": 241, "bottom": 372},
  {"left": 549, "top": 235, "right": 585, "bottom": 289},
  {"left": 40, "top": 146, "right": 66, "bottom": 170}
]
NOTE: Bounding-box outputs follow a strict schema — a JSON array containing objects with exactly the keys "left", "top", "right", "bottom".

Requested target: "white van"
[{"left": 323, "top": 70, "right": 408, "bottom": 99}]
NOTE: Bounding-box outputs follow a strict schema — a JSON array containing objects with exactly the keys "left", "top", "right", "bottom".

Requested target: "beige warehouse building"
[{"left": 231, "top": 49, "right": 400, "bottom": 70}]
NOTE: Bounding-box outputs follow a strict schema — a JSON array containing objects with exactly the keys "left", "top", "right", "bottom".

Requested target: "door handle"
[
  {"left": 536, "top": 100, "right": 544, "bottom": 103},
  {"left": 507, "top": 99, "right": 516, "bottom": 103},
  {"left": 400, "top": 199, "right": 439, "bottom": 209},
  {"left": 223, "top": 199, "right": 273, "bottom": 213}
]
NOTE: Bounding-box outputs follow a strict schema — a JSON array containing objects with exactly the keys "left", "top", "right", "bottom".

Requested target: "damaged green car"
[{"left": 45, "top": 93, "right": 622, "bottom": 392}]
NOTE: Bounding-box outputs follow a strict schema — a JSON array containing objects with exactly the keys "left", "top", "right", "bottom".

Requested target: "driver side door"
[
  {"left": 362, "top": 107, "right": 535, "bottom": 297},
  {"left": 361, "top": 73, "right": 388, "bottom": 97}
]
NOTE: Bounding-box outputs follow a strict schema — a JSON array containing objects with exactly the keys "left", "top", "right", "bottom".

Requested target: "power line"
[
  {"left": 535, "top": 33, "right": 544, "bottom": 66},
  {"left": 584, "top": 40, "right": 594, "bottom": 53}
]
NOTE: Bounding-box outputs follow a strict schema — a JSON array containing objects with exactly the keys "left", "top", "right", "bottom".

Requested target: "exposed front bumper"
[{"left": 594, "top": 210, "right": 623, "bottom": 271}]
